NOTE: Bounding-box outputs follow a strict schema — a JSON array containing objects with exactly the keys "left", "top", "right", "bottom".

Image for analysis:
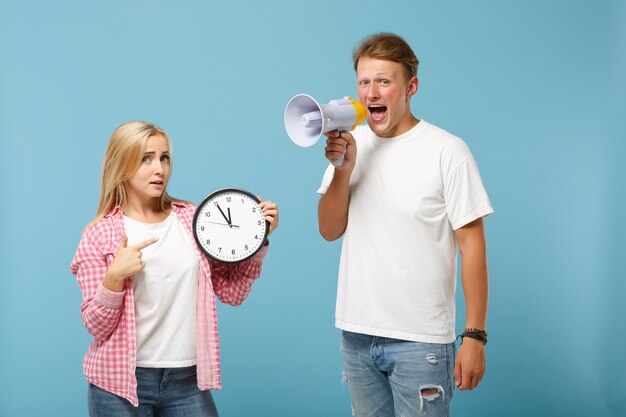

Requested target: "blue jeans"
[
  {"left": 88, "top": 366, "right": 219, "bottom": 417},
  {"left": 341, "top": 331, "right": 455, "bottom": 417}
]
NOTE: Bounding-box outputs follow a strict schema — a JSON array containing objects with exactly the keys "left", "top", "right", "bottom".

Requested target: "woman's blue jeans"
[
  {"left": 88, "top": 366, "right": 219, "bottom": 417},
  {"left": 341, "top": 330, "right": 455, "bottom": 417}
]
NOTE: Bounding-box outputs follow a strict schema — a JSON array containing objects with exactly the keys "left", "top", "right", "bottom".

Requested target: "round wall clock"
[{"left": 193, "top": 188, "right": 269, "bottom": 263}]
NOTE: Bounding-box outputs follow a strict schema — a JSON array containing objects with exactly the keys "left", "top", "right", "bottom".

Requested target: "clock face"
[{"left": 193, "top": 188, "right": 269, "bottom": 263}]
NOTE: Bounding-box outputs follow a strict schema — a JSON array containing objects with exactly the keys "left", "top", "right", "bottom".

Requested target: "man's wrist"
[{"left": 460, "top": 328, "right": 488, "bottom": 345}]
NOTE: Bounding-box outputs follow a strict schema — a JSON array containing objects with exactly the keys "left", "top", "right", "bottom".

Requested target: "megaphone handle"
[
  {"left": 330, "top": 129, "right": 349, "bottom": 167},
  {"left": 331, "top": 155, "right": 344, "bottom": 167}
]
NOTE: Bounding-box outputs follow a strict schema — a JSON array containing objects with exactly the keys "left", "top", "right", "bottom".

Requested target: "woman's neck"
[{"left": 124, "top": 199, "right": 170, "bottom": 223}]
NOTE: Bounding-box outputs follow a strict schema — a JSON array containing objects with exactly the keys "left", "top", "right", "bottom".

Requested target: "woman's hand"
[
  {"left": 102, "top": 235, "right": 158, "bottom": 292},
  {"left": 258, "top": 199, "right": 279, "bottom": 236}
]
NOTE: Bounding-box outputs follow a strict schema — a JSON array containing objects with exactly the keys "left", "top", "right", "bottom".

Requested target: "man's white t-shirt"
[
  {"left": 125, "top": 211, "right": 199, "bottom": 367},
  {"left": 318, "top": 121, "right": 493, "bottom": 344}
]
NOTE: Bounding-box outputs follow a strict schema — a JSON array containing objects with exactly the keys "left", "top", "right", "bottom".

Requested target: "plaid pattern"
[{"left": 70, "top": 202, "right": 267, "bottom": 406}]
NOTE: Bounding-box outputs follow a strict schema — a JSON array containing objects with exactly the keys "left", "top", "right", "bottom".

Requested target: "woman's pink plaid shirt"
[{"left": 70, "top": 202, "right": 268, "bottom": 406}]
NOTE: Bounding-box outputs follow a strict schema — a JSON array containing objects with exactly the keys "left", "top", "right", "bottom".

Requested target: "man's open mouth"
[{"left": 368, "top": 105, "right": 387, "bottom": 121}]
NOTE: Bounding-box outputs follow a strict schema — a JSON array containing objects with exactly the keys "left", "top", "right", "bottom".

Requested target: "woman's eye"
[
  {"left": 160, "top": 155, "right": 170, "bottom": 163},
  {"left": 142, "top": 156, "right": 151, "bottom": 163}
]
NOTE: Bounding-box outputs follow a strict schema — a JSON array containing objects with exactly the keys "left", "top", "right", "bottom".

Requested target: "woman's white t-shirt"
[{"left": 125, "top": 211, "right": 199, "bottom": 367}]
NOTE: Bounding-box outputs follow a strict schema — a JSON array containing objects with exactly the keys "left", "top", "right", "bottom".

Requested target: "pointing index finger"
[{"left": 131, "top": 238, "right": 159, "bottom": 250}]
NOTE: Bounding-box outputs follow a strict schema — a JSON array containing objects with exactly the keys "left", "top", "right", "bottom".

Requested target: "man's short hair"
[{"left": 352, "top": 33, "right": 419, "bottom": 80}]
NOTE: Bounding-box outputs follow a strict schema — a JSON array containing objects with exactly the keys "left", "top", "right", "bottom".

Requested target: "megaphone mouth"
[{"left": 284, "top": 94, "right": 325, "bottom": 147}]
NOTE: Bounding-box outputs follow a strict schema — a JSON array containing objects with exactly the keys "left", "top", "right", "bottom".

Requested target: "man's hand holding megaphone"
[{"left": 324, "top": 131, "right": 357, "bottom": 172}]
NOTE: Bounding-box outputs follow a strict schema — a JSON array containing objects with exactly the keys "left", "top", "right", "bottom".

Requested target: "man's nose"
[{"left": 367, "top": 84, "right": 380, "bottom": 100}]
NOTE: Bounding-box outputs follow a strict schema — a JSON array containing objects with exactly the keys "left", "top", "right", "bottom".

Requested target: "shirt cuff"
[
  {"left": 451, "top": 207, "right": 494, "bottom": 230},
  {"left": 94, "top": 283, "right": 125, "bottom": 309}
]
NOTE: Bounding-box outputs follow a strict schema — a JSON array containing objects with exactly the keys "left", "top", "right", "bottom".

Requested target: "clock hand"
[
  {"left": 216, "top": 203, "right": 232, "bottom": 226},
  {"left": 227, "top": 207, "right": 232, "bottom": 225},
  {"left": 202, "top": 220, "right": 240, "bottom": 229}
]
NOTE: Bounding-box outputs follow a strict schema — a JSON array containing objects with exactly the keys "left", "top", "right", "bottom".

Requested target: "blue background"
[{"left": 1, "top": 1, "right": 624, "bottom": 416}]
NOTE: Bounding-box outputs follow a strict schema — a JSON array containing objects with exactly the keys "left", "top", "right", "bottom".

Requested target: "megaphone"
[{"left": 284, "top": 94, "right": 366, "bottom": 166}]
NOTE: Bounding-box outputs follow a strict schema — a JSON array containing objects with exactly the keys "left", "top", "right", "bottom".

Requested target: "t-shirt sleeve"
[
  {"left": 444, "top": 155, "right": 493, "bottom": 230},
  {"left": 317, "top": 163, "right": 335, "bottom": 195}
]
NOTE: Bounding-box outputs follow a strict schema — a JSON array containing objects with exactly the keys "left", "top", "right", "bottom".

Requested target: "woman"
[{"left": 70, "top": 121, "right": 278, "bottom": 416}]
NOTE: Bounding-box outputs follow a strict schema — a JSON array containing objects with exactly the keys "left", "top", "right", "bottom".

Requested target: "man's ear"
[{"left": 408, "top": 76, "right": 419, "bottom": 98}]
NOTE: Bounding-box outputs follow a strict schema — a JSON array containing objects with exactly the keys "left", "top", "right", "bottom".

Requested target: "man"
[{"left": 317, "top": 33, "right": 493, "bottom": 417}]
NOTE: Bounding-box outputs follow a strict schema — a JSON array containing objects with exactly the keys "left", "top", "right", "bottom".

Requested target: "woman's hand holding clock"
[{"left": 258, "top": 199, "right": 278, "bottom": 235}]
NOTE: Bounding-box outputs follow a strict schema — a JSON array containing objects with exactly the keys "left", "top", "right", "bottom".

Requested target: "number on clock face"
[{"left": 192, "top": 188, "right": 269, "bottom": 263}]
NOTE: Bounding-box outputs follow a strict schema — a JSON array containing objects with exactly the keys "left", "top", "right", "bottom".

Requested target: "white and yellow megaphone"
[{"left": 284, "top": 94, "right": 366, "bottom": 166}]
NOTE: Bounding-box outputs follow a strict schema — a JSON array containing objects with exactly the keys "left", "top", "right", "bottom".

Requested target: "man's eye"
[
  {"left": 380, "top": 80, "right": 390, "bottom": 86},
  {"left": 359, "top": 80, "right": 369, "bottom": 87}
]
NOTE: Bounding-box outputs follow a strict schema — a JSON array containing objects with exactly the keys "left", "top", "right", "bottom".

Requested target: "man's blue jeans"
[
  {"left": 88, "top": 366, "right": 219, "bottom": 417},
  {"left": 341, "top": 331, "right": 455, "bottom": 417}
]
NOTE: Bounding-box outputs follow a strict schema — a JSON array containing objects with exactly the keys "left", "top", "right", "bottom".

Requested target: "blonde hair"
[
  {"left": 353, "top": 33, "right": 419, "bottom": 80},
  {"left": 93, "top": 121, "right": 185, "bottom": 224}
]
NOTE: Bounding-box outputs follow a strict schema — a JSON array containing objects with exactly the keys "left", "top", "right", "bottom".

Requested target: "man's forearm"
[
  {"left": 318, "top": 170, "right": 351, "bottom": 241},
  {"left": 456, "top": 218, "right": 489, "bottom": 330},
  {"left": 461, "top": 258, "right": 488, "bottom": 330}
]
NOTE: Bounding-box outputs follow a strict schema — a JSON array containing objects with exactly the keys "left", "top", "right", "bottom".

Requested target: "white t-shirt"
[
  {"left": 318, "top": 121, "right": 493, "bottom": 344},
  {"left": 124, "top": 211, "right": 199, "bottom": 367}
]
